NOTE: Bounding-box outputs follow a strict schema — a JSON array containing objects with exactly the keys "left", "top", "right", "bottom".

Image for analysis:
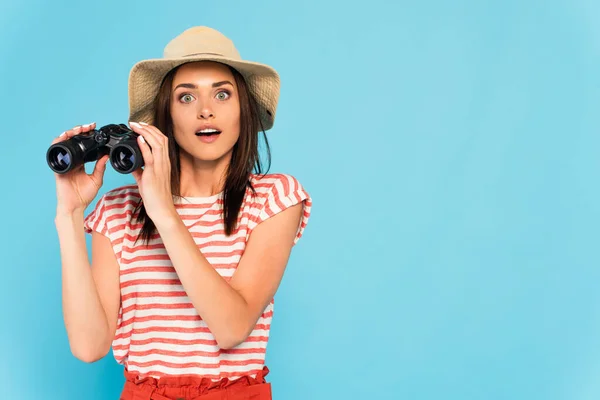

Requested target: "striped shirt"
[{"left": 83, "top": 173, "right": 312, "bottom": 380}]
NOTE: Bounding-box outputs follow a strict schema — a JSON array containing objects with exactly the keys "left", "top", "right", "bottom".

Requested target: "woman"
[{"left": 52, "top": 26, "right": 312, "bottom": 400}]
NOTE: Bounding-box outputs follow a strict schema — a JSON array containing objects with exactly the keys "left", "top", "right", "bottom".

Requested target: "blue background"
[{"left": 0, "top": 0, "right": 599, "bottom": 399}]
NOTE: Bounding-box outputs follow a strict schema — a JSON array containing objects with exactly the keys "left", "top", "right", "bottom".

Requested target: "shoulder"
[
  {"left": 100, "top": 184, "right": 141, "bottom": 206},
  {"left": 249, "top": 173, "right": 307, "bottom": 198},
  {"left": 247, "top": 173, "right": 312, "bottom": 242},
  {"left": 84, "top": 185, "right": 141, "bottom": 234}
]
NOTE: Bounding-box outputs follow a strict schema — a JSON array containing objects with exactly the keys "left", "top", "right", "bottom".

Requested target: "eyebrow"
[{"left": 173, "top": 81, "right": 234, "bottom": 91}]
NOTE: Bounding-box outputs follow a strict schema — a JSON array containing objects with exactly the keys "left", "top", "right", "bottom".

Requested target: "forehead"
[{"left": 172, "top": 61, "right": 235, "bottom": 84}]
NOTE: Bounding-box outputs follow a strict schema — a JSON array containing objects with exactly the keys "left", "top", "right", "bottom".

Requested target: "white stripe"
[
  {"left": 123, "top": 296, "right": 191, "bottom": 307},
  {"left": 130, "top": 330, "right": 217, "bottom": 342}
]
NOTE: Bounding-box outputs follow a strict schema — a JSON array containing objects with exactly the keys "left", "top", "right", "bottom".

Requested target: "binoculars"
[{"left": 46, "top": 123, "right": 143, "bottom": 174}]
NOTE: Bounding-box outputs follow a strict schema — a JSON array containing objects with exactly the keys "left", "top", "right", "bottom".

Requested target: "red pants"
[{"left": 119, "top": 366, "right": 272, "bottom": 400}]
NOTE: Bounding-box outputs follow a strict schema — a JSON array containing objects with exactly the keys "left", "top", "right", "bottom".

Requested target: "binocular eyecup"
[{"left": 46, "top": 123, "right": 144, "bottom": 175}]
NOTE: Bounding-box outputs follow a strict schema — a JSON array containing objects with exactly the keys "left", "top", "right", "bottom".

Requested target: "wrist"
[
  {"left": 55, "top": 207, "right": 85, "bottom": 221},
  {"left": 151, "top": 207, "right": 180, "bottom": 231},
  {"left": 54, "top": 209, "right": 85, "bottom": 232}
]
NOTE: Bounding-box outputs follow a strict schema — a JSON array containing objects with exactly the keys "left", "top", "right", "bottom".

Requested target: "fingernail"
[
  {"left": 139, "top": 121, "right": 148, "bottom": 126},
  {"left": 130, "top": 121, "right": 141, "bottom": 128},
  {"left": 59, "top": 131, "right": 66, "bottom": 137},
  {"left": 83, "top": 122, "right": 95, "bottom": 128},
  {"left": 139, "top": 135, "right": 146, "bottom": 143}
]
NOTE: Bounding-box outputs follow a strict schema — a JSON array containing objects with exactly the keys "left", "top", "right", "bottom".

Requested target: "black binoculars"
[{"left": 46, "top": 123, "right": 143, "bottom": 174}]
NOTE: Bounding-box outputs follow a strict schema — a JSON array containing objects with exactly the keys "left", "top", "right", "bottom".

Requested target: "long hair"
[{"left": 133, "top": 63, "right": 271, "bottom": 245}]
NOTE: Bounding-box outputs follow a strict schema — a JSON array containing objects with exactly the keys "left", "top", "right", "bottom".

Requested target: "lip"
[{"left": 197, "top": 134, "right": 220, "bottom": 144}]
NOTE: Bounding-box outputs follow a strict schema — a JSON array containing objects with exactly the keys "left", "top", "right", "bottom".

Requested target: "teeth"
[{"left": 198, "top": 129, "right": 219, "bottom": 134}]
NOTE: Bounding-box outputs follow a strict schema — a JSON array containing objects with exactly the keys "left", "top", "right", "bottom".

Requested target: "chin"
[
  {"left": 177, "top": 135, "right": 237, "bottom": 163},
  {"left": 191, "top": 148, "right": 233, "bottom": 163}
]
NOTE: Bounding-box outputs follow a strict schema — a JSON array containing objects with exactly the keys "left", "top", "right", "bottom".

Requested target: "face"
[{"left": 170, "top": 61, "right": 240, "bottom": 163}]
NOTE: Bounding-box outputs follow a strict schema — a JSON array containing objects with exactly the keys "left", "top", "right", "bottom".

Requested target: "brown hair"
[{"left": 133, "top": 63, "right": 271, "bottom": 245}]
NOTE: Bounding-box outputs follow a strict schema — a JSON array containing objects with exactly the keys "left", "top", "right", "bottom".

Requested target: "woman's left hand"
[{"left": 129, "top": 121, "right": 177, "bottom": 225}]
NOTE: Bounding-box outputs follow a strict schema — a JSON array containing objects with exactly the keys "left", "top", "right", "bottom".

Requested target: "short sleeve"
[
  {"left": 256, "top": 174, "right": 312, "bottom": 245},
  {"left": 83, "top": 194, "right": 110, "bottom": 237}
]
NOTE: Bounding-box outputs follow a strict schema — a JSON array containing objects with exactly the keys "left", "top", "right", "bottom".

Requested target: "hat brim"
[{"left": 128, "top": 55, "right": 280, "bottom": 131}]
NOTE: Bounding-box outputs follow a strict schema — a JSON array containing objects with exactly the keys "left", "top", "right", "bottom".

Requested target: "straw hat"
[{"left": 127, "top": 26, "right": 280, "bottom": 131}]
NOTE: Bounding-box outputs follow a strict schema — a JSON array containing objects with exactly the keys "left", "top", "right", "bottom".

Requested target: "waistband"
[{"left": 121, "top": 366, "right": 270, "bottom": 400}]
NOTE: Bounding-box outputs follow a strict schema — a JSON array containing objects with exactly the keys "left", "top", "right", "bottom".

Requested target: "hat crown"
[
  {"left": 163, "top": 26, "right": 241, "bottom": 60},
  {"left": 129, "top": 26, "right": 279, "bottom": 131}
]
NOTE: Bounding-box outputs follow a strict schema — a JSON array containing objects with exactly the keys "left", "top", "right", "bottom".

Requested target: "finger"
[
  {"left": 140, "top": 123, "right": 170, "bottom": 161},
  {"left": 136, "top": 133, "right": 154, "bottom": 167},
  {"left": 80, "top": 122, "right": 96, "bottom": 134},
  {"left": 130, "top": 122, "right": 163, "bottom": 165},
  {"left": 51, "top": 131, "right": 69, "bottom": 145},
  {"left": 140, "top": 122, "right": 168, "bottom": 145},
  {"left": 51, "top": 122, "right": 95, "bottom": 145},
  {"left": 71, "top": 122, "right": 95, "bottom": 137},
  {"left": 51, "top": 127, "right": 78, "bottom": 144},
  {"left": 130, "top": 122, "right": 163, "bottom": 150}
]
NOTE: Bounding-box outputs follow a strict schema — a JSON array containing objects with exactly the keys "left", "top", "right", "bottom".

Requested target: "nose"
[{"left": 198, "top": 103, "right": 214, "bottom": 120}]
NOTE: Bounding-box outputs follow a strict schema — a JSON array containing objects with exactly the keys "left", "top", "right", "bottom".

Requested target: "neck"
[{"left": 178, "top": 152, "right": 232, "bottom": 198}]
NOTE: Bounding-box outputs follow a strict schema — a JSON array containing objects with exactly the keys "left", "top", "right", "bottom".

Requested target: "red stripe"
[
  {"left": 120, "top": 229, "right": 233, "bottom": 242},
  {"left": 119, "top": 249, "right": 243, "bottom": 265},
  {"left": 120, "top": 236, "right": 247, "bottom": 256},
  {"left": 272, "top": 183, "right": 287, "bottom": 214},
  {"left": 131, "top": 326, "right": 212, "bottom": 334},
  {"left": 104, "top": 186, "right": 139, "bottom": 200},
  {"left": 128, "top": 368, "right": 264, "bottom": 380},
  {"left": 120, "top": 266, "right": 176, "bottom": 276},
  {"left": 121, "top": 278, "right": 182, "bottom": 288},
  {"left": 129, "top": 348, "right": 221, "bottom": 357},
  {"left": 127, "top": 337, "right": 218, "bottom": 346},
  {"left": 130, "top": 218, "right": 226, "bottom": 230},
  {"left": 221, "top": 347, "right": 267, "bottom": 355},
  {"left": 120, "top": 263, "right": 238, "bottom": 272},
  {"left": 119, "top": 304, "right": 273, "bottom": 321},
  {"left": 114, "top": 342, "right": 267, "bottom": 354},
  {"left": 114, "top": 334, "right": 269, "bottom": 344},
  {"left": 126, "top": 347, "right": 266, "bottom": 358},
  {"left": 120, "top": 315, "right": 203, "bottom": 328},
  {"left": 122, "top": 303, "right": 195, "bottom": 313},
  {"left": 122, "top": 291, "right": 188, "bottom": 300}
]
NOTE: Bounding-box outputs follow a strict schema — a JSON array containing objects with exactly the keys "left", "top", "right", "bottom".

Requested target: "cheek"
[
  {"left": 225, "top": 102, "right": 241, "bottom": 136},
  {"left": 170, "top": 104, "right": 193, "bottom": 133}
]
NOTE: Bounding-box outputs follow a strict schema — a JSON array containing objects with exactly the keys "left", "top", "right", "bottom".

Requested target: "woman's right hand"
[{"left": 53, "top": 123, "right": 110, "bottom": 216}]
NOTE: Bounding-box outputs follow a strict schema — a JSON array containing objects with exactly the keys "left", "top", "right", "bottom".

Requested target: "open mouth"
[{"left": 195, "top": 128, "right": 222, "bottom": 136}]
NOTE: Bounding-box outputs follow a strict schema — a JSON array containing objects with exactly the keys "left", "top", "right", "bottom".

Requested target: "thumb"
[{"left": 131, "top": 168, "right": 142, "bottom": 185}]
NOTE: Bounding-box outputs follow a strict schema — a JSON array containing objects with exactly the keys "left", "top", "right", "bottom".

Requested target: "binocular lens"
[
  {"left": 110, "top": 145, "right": 139, "bottom": 174},
  {"left": 48, "top": 146, "right": 73, "bottom": 173}
]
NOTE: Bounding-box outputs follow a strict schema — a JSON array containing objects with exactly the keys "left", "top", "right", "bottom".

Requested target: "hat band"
[{"left": 183, "top": 52, "right": 225, "bottom": 57}]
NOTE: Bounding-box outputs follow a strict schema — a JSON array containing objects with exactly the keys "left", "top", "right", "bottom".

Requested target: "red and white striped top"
[{"left": 83, "top": 173, "right": 311, "bottom": 380}]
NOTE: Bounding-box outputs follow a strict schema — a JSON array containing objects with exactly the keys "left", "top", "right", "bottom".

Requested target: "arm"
[
  {"left": 154, "top": 202, "right": 304, "bottom": 349},
  {"left": 55, "top": 211, "right": 121, "bottom": 362}
]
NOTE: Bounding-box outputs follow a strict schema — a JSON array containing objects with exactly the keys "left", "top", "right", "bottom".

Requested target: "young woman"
[{"left": 52, "top": 26, "right": 312, "bottom": 400}]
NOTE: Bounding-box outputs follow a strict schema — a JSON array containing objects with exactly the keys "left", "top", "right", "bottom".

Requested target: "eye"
[
  {"left": 179, "top": 94, "right": 195, "bottom": 103},
  {"left": 215, "top": 90, "right": 230, "bottom": 101}
]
